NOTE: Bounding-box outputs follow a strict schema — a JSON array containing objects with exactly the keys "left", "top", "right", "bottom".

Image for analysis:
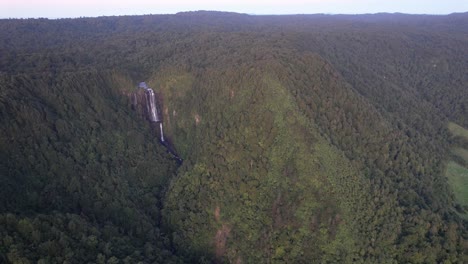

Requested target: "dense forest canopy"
[{"left": 0, "top": 11, "right": 467, "bottom": 263}]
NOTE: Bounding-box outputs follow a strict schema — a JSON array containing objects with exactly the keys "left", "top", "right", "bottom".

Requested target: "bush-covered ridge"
[{"left": 0, "top": 11, "right": 467, "bottom": 263}]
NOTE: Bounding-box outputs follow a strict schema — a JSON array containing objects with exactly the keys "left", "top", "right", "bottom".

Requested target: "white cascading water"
[
  {"left": 140, "top": 83, "right": 181, "bottom": 162},
  {"left": 160, "top": 123, "right": 165, "bottom": 142},
  {"left": 145, "top": 88, "right": 159, "bottom": 122},
  {"left": 144, "top": 87, "right": 164, "bottom": 141}
]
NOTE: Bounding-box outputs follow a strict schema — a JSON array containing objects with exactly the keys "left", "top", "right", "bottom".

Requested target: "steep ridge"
[
  {"left": 0, "top": 71, "right": 180, "bottom": 262},
  {"left": 270, "top": 52, "right": 460, "bottom": 262},
  {"left": 154, "top": 42, "right": 466, "bottom": 262},
  {"left": 0, "top": 12, "right": 467, "bottom": 263},
  {"left": 153, "top": 53, "right": 395, "bottom": 262},
  {"left": 285, "top": 26, "right": 468, "bottom": 261}
]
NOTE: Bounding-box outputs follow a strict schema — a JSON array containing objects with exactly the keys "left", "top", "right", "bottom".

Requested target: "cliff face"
[
  {"left": 131, "top": 88, "right": 162, "bottom": 123},
  {"left": 129, "top": 86, "right": 173, "bottom": 148}
]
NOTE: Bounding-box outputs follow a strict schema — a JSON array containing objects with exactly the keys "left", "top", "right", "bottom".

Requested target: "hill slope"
[{"left": 0, "top": 12, "right": 467, "bottom": 263}]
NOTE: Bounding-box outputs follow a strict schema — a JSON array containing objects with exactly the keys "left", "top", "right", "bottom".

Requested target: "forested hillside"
[{"left": 0, "top": 11, "right": 467, "bottom": 263}]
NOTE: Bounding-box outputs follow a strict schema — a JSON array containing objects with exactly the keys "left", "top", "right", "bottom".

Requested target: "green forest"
[{"left": 0, "top": 11, "right": 467, "bottom": 263}]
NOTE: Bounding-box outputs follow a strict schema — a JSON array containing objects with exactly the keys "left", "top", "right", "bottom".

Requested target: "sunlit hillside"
[{"left": 0, "top": 11, "right": 467, "bottom": 263}]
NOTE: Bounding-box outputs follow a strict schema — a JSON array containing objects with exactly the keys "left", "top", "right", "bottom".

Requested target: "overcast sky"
[{"left": 1, "top": 0, "right": 467, "bottom": 19}]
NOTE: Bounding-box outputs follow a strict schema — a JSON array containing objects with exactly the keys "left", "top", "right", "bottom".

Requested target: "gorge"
[{"left": 0, "top": 11, "right": 467, "bottom": 263}]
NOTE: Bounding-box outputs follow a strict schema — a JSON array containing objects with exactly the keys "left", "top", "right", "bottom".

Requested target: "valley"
[{"left": 0, "top": 11, "right": 467, "bottom": 263}]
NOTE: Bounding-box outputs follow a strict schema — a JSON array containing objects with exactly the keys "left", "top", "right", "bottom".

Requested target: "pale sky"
[{"left": 1, "top": 0, "right": 467, "bottom": 19}]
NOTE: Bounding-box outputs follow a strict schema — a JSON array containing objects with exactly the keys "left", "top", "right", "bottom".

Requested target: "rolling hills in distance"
[{"left": 0, "top": 11, "right": 467, "bottom": 263}]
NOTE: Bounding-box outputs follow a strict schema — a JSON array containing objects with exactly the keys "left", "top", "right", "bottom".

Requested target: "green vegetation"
[
  {"left": 449, "top": 122, "right": 468, "bottom": 139},
  {"left": 446, "top": 162, "right": 468, "bottom": 207},
  {"left": 1, "top": 11, "right": 468, "bottom": 263},
  {"left": 162, "top": 71, "right": 371, "bottom": 262},
  {"left": 446, "top": 122, "right": 468, "bottom": 219},
  {"left": 0, "top": 71, "right": 181, "bottom": 263},
  {"left": 453, "top": 148, "right": 468, "bottom": 164}
]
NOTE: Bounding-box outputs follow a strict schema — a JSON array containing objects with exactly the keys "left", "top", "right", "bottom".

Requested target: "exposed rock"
[{"left": 130, "top": 88, "right": 162, "bottom": 123}]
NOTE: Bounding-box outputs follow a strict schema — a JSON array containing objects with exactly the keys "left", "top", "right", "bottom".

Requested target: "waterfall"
[
  {"left": 136, "top": 82, "right": 181, "bottom": 163},
  {"left": 160, "top": 123, "right": 165, "bottom": 142},
  {"left": 144, "top": 87, "right": 164, "bottom": 141},
  {"left": 145, "top": 88, "right": 159, "bottom": 122}
]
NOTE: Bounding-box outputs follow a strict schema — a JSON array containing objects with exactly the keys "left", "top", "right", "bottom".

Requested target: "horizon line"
[{"left": 1, "top": 10, "right": 467, "bottom": 20}]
